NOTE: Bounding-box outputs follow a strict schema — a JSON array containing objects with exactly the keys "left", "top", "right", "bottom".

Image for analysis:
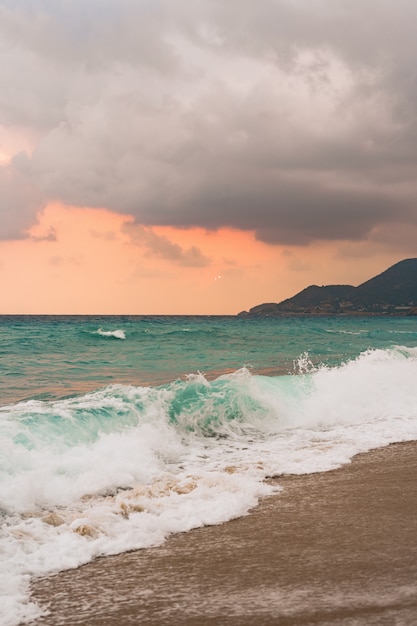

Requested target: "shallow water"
[
  {"left": 1, "top": 315, "right": 417, "bottom": 625},
  {"left": 31, "top": 442, "right": 417, "bottom": 626}
]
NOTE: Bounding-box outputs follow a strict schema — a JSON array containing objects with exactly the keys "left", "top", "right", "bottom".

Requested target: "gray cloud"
[
  {"left": 30, "top": 226, "right": 57, "bottom": 242},
  {"left": 123, "top": 223, "right": 211, "bottom": 267},
  {"left": 0, "top": 155, "right": 45, "bottom": 239},
  {"left": 1, "top": 0, "right": 417, "bottom": 246}
]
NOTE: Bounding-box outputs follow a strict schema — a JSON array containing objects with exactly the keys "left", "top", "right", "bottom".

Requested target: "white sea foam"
[
  {"left": 95, "top": 328, "right": 126, "bottom": 339},
  {"left": 2, "top": 346, "right": 417, "bottom": 625}
]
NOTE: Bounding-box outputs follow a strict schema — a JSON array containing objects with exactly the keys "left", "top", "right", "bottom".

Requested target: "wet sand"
[{"left": 31, "top": 441, "right": 417, "bottom": 626}]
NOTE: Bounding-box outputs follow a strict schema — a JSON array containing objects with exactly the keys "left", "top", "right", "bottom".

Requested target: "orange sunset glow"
[{"left": 0, "top": 202, "right": 409, "bottom": 314}]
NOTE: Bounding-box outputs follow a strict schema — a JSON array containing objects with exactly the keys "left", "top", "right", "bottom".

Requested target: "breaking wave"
[{"left": 2, "top": 346, "right": 417, "bottom": 625}]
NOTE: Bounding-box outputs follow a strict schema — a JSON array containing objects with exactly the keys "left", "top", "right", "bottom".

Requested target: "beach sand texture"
[{"left": 31, "top": 441, "right": 417, "bottom": 626}]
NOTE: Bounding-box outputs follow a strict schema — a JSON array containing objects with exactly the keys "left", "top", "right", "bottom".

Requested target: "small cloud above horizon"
[{"left": 123, "top": 222, "right": 212, "bottom": 268}]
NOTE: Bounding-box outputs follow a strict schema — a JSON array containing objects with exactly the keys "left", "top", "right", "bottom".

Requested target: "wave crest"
[{"left": 94, "top": 328, "right": 126, "bottom": 340}]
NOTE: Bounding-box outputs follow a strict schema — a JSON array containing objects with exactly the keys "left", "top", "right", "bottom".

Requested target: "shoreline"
[{"left": 30, "top": 440, "right": 417, "bottom": 625}]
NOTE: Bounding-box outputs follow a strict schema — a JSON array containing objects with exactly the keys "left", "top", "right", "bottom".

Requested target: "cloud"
[
  {"left": 1, "top": 1, "right": 417, "bottom": 246},
  {"left": 123, "top": 223, "right": 211, "bottom": 267},
  {"left": 30, "top": 226, "right": 57, "bottom": 242},
  {"left": 0, "top": 155, "right": 45, "bottom": 240},
  {"left": 49, "top": 254, "right": 83, "bottom": 267}
]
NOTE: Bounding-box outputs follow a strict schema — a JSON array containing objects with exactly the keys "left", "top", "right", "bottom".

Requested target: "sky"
[{"left": 1, "top": 0, "right": 417, "bottom": 314}]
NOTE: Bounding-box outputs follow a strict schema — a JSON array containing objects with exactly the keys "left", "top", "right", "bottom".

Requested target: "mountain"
[
  {"left": 349, "top": 258, "right": 417, "bottom": 307},
  {"left": 238, "top": 258, "right": 417, "bottom": 317}
]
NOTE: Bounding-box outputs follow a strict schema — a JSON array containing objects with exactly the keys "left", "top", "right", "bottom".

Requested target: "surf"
[{"left": 2, "top": 314, "right": 417, "bottom": 626}]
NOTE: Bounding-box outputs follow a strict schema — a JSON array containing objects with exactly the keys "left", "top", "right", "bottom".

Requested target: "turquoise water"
[
  {"left": 2, "top": 314, "right": 417, "bottom": 405},
  {"left": 2, "top": 314, "right": 417, "bottom": 626}
]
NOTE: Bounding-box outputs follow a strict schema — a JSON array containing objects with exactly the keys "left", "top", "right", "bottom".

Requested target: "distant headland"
[{"left": 238, "top": 258, "right": 417, "bottom": 317}]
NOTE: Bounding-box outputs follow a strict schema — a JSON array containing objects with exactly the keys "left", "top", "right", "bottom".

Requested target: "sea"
[{"left": 2, "top": 314, "right": 417, "bottom": 626}]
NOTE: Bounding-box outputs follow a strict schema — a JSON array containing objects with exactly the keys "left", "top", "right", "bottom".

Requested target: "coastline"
[{"left": 31, "top": 440, "right": 417, "bottom": 626}]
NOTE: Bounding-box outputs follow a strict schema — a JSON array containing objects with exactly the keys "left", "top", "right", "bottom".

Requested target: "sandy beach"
[{"left": 30, "top": 441, "right": 417, "bottom": 626}]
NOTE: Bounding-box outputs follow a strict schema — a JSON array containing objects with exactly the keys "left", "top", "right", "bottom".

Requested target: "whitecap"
[{"left": 95, "top": 328, "right": 126, "bottom": 340}]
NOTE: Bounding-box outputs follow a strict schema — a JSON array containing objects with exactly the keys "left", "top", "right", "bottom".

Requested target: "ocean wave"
[
  {"left": 143, "top": 327, "right": 233, "bottom": 340},
  {"left": 2, "top": 346, "right": 417, "bottom": 625},
  {"left": 94, "top": 328, "right": 126, "bottom": 340}
]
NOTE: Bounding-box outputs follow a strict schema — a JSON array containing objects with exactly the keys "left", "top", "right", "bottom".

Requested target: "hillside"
[
  {"left": 238, "top": 258, "right": 417, "bottom": 317},
  {"left": 350, "top": 258, "right": 417, "bottom": 307}
]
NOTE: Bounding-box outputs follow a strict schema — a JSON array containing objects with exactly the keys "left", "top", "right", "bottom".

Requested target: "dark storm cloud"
[{"left": 1, "top": 0, "right": 417, "bottom": 245}]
